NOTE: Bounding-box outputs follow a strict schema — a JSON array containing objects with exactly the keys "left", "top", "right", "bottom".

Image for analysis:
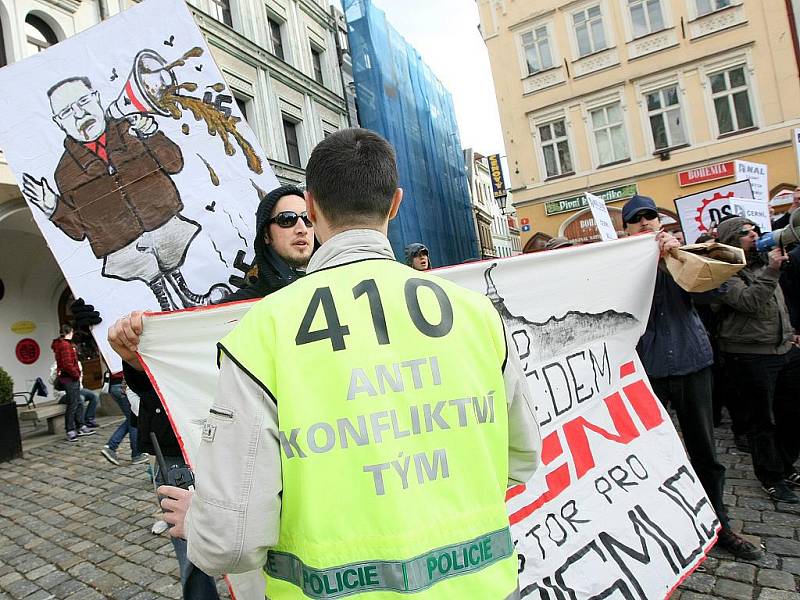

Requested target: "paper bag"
[{"left": 665, "top": 242, "right": 746, "bottom": 292}]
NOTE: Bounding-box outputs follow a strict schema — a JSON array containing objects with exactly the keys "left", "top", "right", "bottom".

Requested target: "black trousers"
[
  {"left": 651, "top": 367, "right": 728, "bottom": 529},
  {"left": 722, "top": 348, "right": 800, "bottom": 487}
]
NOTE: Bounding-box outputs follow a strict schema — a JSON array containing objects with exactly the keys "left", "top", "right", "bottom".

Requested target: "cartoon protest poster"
[{"left": 0, "top": 0, "right": 278, "bottom": 370}]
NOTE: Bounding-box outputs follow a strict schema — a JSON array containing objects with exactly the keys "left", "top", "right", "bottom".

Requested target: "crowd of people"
[{"left": 44, "top": 129, "right": 800, "bottom": 598}]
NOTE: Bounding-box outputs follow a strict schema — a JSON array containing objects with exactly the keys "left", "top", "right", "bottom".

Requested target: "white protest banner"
[
  {"left": 794, "top": 129, "right": 800, "bottom": 182},
  {"left": 728, "top": 197, "right": 772, "bottom": 233},
  {"left": 138, "top": 235, "right": 717, "bottom": 600},
  {"left": 734, "top": 160, "right": 768, "bottom": 204},
  {"left": 674, "top": 180, "right": 754, "bottom": 243},
  {"left": 0, "top": 0, "right": 278, "bottom": 371},
  {"left": 585, "top": 192, "right": 618, "bottom": 241}
]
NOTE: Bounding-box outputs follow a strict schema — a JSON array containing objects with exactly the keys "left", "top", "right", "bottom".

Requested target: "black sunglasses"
[
  {"left": 269, "top": 211, "right": 312, "bottom": 228},
  {"left": 626, "top": 210, "right": 658, "bottom": 225},
  {"left": 737, "top": 227, "right": 758, "bottom": 237}
]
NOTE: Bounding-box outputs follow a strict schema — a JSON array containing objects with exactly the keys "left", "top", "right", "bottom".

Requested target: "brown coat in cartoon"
[{"left": 51, "top": 117, "right": 184, "bottom": 258}]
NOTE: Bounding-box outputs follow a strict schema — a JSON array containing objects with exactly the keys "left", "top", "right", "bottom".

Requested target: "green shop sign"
[{"left": 545, "top": 184, "right": 638, "bottom": 216}]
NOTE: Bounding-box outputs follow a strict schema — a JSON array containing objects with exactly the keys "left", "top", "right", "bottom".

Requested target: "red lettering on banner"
[
  {"left": 509, "top": 431, "right": 570, "bottom": 525},
  {"left": 563, "top": 393, "right": 639, "bottom": 479},
  {"left": 623, "top": 379, "right": 664, "bottom": 431},
  {"left": 619, "top": 361, "right": 635, "bottom": 378},
  {"left": 507, "top": 375, "right": 666, "bottom": 523}
]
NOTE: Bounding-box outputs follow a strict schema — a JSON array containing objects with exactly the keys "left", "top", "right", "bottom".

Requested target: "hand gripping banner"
[{"left": 137, "top": 235, "right": 718, "bottom": 599}]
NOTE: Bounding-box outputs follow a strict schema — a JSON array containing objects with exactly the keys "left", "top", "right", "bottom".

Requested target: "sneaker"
[
  {"left": 101, "top": 446, "right": 120, "bottom": 466},
  {"left": 66, "top": 430, "right": 78, "bottom": 443},
  {"left": 85, "top": 420, "right": 99, "bottom": 429},
  {"left": 734, "top": 434, "right": 751, "bottom": 453},
  {"left": 786, "top": 471, "right": 800, "bottom": 488},
  {"left": 131, "top": 453, "right": 150, "bottom": 465},
  {"left": 763, "top": 481, "right": 800, "bottom": 503},
  {"left": 151, "top": 520, "right": 169, "bottom": 535},
  {"left": 717, "top": 528, "right": 764, "bottom": 560},
  {"left": 77, "top": 425, "right": 96, "bottom": 437}
]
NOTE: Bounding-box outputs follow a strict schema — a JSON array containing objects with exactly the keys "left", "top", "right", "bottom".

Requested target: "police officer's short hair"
[{"left": 305, "top": 128, "right": 398, "bottom": 227}]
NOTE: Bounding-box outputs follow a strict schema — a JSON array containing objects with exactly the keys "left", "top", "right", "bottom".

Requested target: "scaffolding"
[{"left": 343, "top": 0, "right": 479, "bottom": 266}]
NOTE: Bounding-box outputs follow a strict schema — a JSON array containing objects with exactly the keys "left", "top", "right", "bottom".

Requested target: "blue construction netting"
[{"left": 343, "top": 0, "right": 479, "bottom": 267}]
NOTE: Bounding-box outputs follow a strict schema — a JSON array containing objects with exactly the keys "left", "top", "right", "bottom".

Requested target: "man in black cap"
[
  {"left": 404, "top": 242, "right": 431, "bottom": 270},
  {"left": 622, "top": 194, "right": 763, "bottom": 559},
  {"left": 107, "top": 184, "right": 314, "bottom": 600}
]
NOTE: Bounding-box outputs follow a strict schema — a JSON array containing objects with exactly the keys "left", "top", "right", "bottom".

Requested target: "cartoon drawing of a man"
[{"left": 23, "top": 75, "right": 227, "bottom": 311}]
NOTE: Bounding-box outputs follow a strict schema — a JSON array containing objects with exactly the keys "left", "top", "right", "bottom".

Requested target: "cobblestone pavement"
[
  {"left": 0, "top": 422, "right": 230, "bottom": 600},
  {"left": 675, "top": 423, "right": 800, "bottom": 600},
  {"left": 0, "top": 416, "right": 798, "bottom": 599}
]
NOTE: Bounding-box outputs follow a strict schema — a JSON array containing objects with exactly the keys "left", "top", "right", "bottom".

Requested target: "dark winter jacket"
[
  {"left": 51, "top": 338, "right": 81, "bottom": 381},
  {"left": 127, "top": 183, "right": 309, "bottom": 455},
  {"left": 637, "top": 267, "right": 714, "bottom": 379},
  {"left": 715, "top": 217, "right": 793, "bottom": 355}
]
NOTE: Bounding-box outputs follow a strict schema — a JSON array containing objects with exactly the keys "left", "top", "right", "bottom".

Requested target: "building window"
[
  {"left": 269, "top": 18, "right": 285, "bottom": 61},
  {"left": 709, "top": 66, "right": 754, "bottom": 135},
  {"left": 311, "top": 46, "right": 324, "bottom": 85},
  {"left": 25, "top": 14, "right": 58, "bottom": 54},
  {"left": 235, "top": 97, "right": 250, "bottom": 125},
  {"left": 646, "top": 85, "right": 686, "bottom": 150},
  {"left": 209, "top": 0, "right": 233, "bottom": 27},
  {"left": 573, "top": 5, "right": 606, "bottom": 57},
  {"left": 696, "top": 0, "right": 731, "bottom": 16},
  {"left": 283, "top": 118, "right": 301, "bottom": 167},
  {"left": 590, "top": 102, "right": 629, "bottom": 165},
  {"left": 538, "top": 120, "right": 573, "bottom": 178},
  {"left": 628, "top": 0, "right": 664, "bottom": 38},
  {"left": 521, "top": 26, "right": 553, "bottom": 75}
]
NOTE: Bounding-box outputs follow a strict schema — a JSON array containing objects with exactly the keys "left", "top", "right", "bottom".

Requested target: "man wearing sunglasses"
[
  {"left": 160, "top": 128, "right": 540, "bottom": 599},
  {"left": 714, "top": 217, "right": 800, "bottom": 505},
  {"left": 622, "top": 195, "right": 763, "bottom": 559},
  {"left": 107, "top": 184, "right": 314, "bottom": 600}
]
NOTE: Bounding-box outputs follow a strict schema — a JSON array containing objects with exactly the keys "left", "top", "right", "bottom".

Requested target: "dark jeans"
[
  {"left": 155, "top": 455, "right": 220, "bottom": 600},
  {"left": 651, "top": 367, "right": 729, "bottom": 529},
  {"left": 80, "top": 388, "right": 98, "bottom": 423},
  {"left": 722, "top": 348, "right": 800, "bottom": 486},
  {"left": 63, "top": 380, "right": 83, "bottom": 433},
  {"left": 107, "top": 384, "right": 138, "bottom": 454}
]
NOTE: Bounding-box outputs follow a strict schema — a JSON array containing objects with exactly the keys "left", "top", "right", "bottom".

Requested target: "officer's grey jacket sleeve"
[
  {"left": 185, "top": 354, "right": 282, "bottom": 575},
  {"left": 504, "top": 327, "right": 541, "bottom": 486}
]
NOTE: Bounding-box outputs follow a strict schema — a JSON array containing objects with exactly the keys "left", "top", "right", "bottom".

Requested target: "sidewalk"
[
  {"left": 0, "top": 415, "right": 797, "bottom": 599},
  {"left": 0, "top": 419, "right": 230, "bottom": 600},
  {"left": 674, "top": 424, "right": 800, "bottom": 600}
]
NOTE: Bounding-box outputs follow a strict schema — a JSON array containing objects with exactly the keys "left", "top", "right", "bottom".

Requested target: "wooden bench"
[{"left": 18, "top": 403, "right": 67, "bottom": 434}]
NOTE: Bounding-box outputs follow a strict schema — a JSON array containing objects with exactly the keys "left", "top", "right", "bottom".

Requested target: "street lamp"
[{"left": 495, "top": 193, "right": 507, "bottom": 214}]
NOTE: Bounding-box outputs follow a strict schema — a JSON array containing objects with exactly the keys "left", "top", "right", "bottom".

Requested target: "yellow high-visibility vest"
[{"left": 220, "top": 258, "right": 517, "bottom": 599}]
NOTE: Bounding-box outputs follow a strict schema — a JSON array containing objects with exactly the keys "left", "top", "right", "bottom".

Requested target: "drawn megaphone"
[
  {"left": 107, "top": 49, "right": 177, "bottom": 119},
  {"left": 756, "top": 210, "right": 800, "bottom": 252}
]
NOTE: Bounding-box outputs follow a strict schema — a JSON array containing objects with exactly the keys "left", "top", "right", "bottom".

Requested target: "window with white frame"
[
  {"left": 628, "top": 0, "right": 664, "bottom": 37},
  {"left": 520, "top": 26, "right": 553, "bottom": 75},
  {"left": 708, "top": 66, "right": 754, "bottom": 135},
  {"left": 573, "top": 5, "right": 606, "bottom": 57},
  {"left": 209, "top": 0, "right": 233, "bottom": 27},
  {"left": 268, "top": 17, "right": 285, "bottom": 61},
  {"left": 538, "top": 120, "right": 573, "bottom": 178},
  {"left": 311, "top": 45, "right": 324, "bottom": 85},
  {"left": 645, "top": 85, "right": 687, "bottom": 150},
  {"left": 282, "top": 117, "right": 302, "bottom": 167},
  {"left": 695, "top": 0, "right": 731, "bottom": 17},
  {"left": 590, "top": 102, "right": 629, "bottom": 165}
]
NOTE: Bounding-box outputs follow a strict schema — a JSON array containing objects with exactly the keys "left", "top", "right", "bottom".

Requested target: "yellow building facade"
[{"left": 477, "top": 0, "right": 800, "bottom": 251}]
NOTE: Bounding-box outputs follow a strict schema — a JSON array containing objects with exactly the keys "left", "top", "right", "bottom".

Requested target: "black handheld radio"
[{"left": 150, "top": 432, "right": 194, "bottom": 490}]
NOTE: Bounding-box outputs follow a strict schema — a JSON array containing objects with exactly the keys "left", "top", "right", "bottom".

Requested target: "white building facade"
[{"left": 0, "top": 0, "right": 351, "bottom": 392}]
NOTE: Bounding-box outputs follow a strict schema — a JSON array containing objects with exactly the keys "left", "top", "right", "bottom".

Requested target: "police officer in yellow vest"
[{"left": 158, "top": 128, "right": 541, "bottom": 599}]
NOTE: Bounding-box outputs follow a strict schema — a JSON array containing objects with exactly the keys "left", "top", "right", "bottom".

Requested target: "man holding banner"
[
  {"left": 622, "top": 195, "right": 763, "bottom": 560},
  {"left": 157, "top": 129, "right": 541, "bottom": 599}
]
